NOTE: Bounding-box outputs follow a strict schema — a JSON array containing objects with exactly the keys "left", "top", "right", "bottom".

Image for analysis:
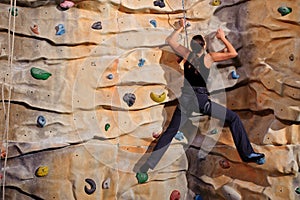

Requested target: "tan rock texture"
[{"left": 0, "top": 0, "right": 299, "bottom": 199}]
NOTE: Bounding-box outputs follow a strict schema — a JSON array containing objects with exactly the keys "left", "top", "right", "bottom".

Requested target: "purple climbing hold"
[
  {"left": 231, "top": 70, "right": 240, "bottom": 79},
  {"left": 123, "top": 93, "right": 136, "bottom": 107},
  {"left": 55, "top": 24, "right": 65, "bottom": 35},
  {"left": 153, "top": 0, "right": 165, "bottom": 8},
  {"left": 92, "top": 21, "right": 102, "bottom": 30}
]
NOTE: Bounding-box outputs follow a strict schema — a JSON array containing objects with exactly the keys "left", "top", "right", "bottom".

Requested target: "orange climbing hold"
[
  {"left": 30, "top": 24, "right": 39, "bottom": 34},
  {"left": 170, "top": 190, "right": 181, "bottom": 200},
  {"left": 0, "top": 149, "right": 6, "bottom": 159}
]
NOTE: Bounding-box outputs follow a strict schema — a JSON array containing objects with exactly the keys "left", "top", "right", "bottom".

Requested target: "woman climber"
[{"left": 139, "top": 19, "right": 265, "bottom": 172}]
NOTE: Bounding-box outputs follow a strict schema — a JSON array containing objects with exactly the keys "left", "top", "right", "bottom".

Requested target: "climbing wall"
[{"left": 0, "top": 0, "right": 299, "bottom": 200}]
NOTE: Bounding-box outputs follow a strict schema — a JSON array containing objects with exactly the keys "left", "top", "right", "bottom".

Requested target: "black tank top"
[{"left": 184, "top": 52, "right": 210, "bottom": 88}]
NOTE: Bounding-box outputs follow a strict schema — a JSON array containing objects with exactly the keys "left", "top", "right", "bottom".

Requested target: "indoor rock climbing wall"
[{"left": 0, "top": 0, "right": 299, "bottom": 199}]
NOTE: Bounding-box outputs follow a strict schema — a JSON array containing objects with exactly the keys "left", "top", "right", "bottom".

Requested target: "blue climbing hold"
[
  {"left": 55, "top": 24, "right": 65, "bottom": 35},
  {"left": 92, "top": 21, "right": 102, "bottom": 30},
  {"left": 37, "top": 116, "right": 46, "bottom": 128},
  {"left": 138, "top": 58, "right": 145, "bottom": 67},
  {"left": 107, "top": 74, "right": 113, "bottom": 80},
  {"left": 210, "top": 128, "right": 218, "bottom": 135},
  {"left": 153, "top": 0, "right": 165, "bottom": 8},
  {"left": 256, "top": 157, "right": 265, "bottom": 165},
  {"left": 231, "top": 70, "right": 240, "bottom": 79},
  {"left": 277, "top": 6, "right": 292, "bottom": 16},
  {"left": 150, "top": 19, "right": 157, "bottom": 28},
  {"left": 175, "top": 131, "right": 184, "bottom": 141},
  {"left": 195, "top": 194, "right": 203, "bottom": 200},
  {"left": 123, "top": 93, "right": 136, "bottom": 107}
]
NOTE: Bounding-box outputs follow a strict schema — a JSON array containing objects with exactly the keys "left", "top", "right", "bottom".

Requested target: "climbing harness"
[
  {"left": 2, "top": 0, "right": 17, "bottom": 198},
  {"left": 181, "top": 0, "right": 189, "bottom": 49}
]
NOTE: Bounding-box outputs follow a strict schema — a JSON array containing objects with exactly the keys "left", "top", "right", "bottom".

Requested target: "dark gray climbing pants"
[{"left": 146, "top": 86, "right": 254, "bottom": 169}]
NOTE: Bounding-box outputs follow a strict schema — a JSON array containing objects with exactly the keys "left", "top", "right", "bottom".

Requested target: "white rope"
[
  {"left": 2, "top": 0, "right": 17, "bottom": 198},
  {"left": 181, "top": 0, "right": 189, "bottom": 49}
]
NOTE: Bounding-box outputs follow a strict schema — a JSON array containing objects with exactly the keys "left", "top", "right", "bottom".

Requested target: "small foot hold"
[
  {"left": 136, "top": 172, "right": 148, "bottom": 184},
  {"left": 1, "top": 150, "right": 6, "bottom": 159},
  {"left": 256, "top": 157, "right": 265, "bottom": 165}
]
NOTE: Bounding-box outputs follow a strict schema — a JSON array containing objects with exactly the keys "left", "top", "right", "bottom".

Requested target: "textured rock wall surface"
[{"left": 0, "top": 0, "right": 299, "bottom": 199}]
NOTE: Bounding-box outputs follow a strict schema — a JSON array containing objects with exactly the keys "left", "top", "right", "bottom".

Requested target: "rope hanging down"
[
  {"left": 181, "top": 0, "right": 189, "bottom": 49},
  {"left": 2, "top": 0, "right": 17, "bottom": 198}
]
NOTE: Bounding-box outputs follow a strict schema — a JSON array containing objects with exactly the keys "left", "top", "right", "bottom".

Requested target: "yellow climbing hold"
[
  {"left": 150, "top": 91, "right": 166, "bottom": 103},
  {"left": 35, "top": 166, "right": 49, "bottom": 177},
  {"left": 211, "top": 0, "right": 221, "bottom": 6}
]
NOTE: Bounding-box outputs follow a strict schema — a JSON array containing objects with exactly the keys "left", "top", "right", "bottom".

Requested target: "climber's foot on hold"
[{"left": 243, "top": 152, "right": 265, "bottom": 165}]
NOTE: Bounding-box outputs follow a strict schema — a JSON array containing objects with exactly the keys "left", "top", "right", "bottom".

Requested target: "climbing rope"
[
  {"left": 2, "top": 0, "right": 17, "bottom": 198},
  {"left": 181, "top": 0, "right": 189, "bottom": 49}
]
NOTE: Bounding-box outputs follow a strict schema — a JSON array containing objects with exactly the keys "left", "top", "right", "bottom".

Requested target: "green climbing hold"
[
  {"left": 30, "top": 67, "right": 52, "bottom": 80},
  {"left": 295, "top": 187, "right": 300, "bottom": 194},
  {"left": 105, "top": 123, "right": 110, "bottom": 131},
  {"left": 9, "top": 7, "right": 18, "bottom": 16},
  {"left": 136, "top": 172, "right": 148, "bottom": 184},
  {"left": 277, "top": 6, "right": 292, "bottom": 16}
]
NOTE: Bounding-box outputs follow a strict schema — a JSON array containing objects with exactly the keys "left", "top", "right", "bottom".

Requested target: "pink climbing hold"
[
  {"left": 170, "top": 190, "right": 181, "bottom": 200},
  {"left": 60, "top": 0, "right": 75, "bottom": 9}
]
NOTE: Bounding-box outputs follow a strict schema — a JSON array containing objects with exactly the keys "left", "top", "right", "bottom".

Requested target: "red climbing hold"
[
  {"left": 219, "top": 159, "right": 230, "bottom": 169},
  {"left": 170, "top": 190, "right": 181, "bottom": 200}
]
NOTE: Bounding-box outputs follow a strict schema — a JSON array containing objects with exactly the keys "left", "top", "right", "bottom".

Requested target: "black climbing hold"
[
  {"left": 37, "top": 115, "right": 46, "bottom": 128},
  {"left": 295, "top": 187, "right": 300, "bottom": 194},
  {"left": 123, "top": 93, "right": 136, "bottom": 107},
  {"left": 84, "top": 178, "right": 96, "bottom": 195},
  {"left": 153, "top": 0, "right": 165, "bottom": 8},
  {"left": 92, "top": 21, "right": 102, "bottom": 30},
  {"left": 289, "top": 54, "right": 294, "bottom": 61},
  {"left": 56, "top": 5, "right": 69, "bottom": 11},
  {"left": 277, "top": 6, "right": 292, "bottom": 16}
]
